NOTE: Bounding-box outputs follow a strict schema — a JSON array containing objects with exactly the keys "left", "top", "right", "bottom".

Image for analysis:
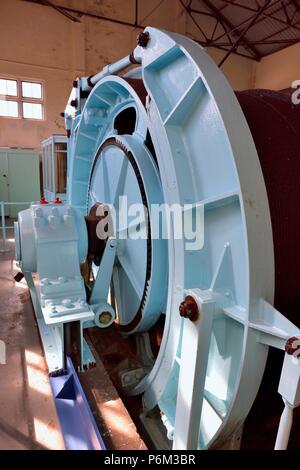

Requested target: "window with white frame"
[{"left": 0, "top": 77, "right": 44, "bottom": 120}]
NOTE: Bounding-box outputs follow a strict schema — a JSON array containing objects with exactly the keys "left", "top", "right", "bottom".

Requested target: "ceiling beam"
[
  {"left": 180, "top": 0, "right": 209, "bottom": 41},
  {"left": 211, "top": 0, "right": 286, "bottom": 42},
  {"left": 23, "top": 0, "right": 146, "bottom": 30},
  {"left": 214, "top": 37, "right": 300, "bottom": 46},
  {"left": 218, "top": 0, "right": 272, "bottom": 66},
  {"left": 22, "top": 0, "right": 300, "bottom": 61},
  {"left": 217, "top": 0, "right": 300, "bottom": 34},
  {"left": 200, "top": 0, "right": 262, "bottom": 60},
  {"left": 24, "top": 0, "right": 81, "bottom": 22}
]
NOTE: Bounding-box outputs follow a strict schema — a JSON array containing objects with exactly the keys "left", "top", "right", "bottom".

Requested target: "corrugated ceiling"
[{"left": 184, "top": 0, "right": 300, "bottom": 61}]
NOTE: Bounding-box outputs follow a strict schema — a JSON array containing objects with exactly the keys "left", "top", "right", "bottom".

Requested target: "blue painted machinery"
[{"left": 14, "top": 28, "right": 300, "bottom": 450}]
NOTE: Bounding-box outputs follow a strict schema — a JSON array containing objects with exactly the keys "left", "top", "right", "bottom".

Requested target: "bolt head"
[
  {"left": 137, "top": 31, "right": 150, "bottom": 48},
  {"left": 285, "top": 336, "right": 300, "bottom": 355},
  {"left": 109, "top": 238, "right": 117, "bottom": 248},
  {"left": 53, "top": 197, "right": 62, "bottom": 204},
  {"left": 70, "top": 99, "right": 78, "bottom": 108},
  {"left": 179, "top": 295, "right": 199, "bottom": 322}
]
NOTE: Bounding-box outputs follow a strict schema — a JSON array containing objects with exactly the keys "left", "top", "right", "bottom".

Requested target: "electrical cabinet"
[{"left": 0, "top": 148, "right": 40, "bottom": 217}]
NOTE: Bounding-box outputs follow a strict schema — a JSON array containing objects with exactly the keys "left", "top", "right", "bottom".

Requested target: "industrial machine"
[{"left": 14, "top": 28, "right": 300, "bottom": 450}]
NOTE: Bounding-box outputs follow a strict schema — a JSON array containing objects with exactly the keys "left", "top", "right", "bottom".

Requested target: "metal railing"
[{"left": 0, "top": 201, "right": 32, "bottom": 253}]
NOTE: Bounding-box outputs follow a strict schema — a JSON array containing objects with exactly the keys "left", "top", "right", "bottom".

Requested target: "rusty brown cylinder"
[{"left": 236, "top": 89, "right": 300, "bottom": 328}]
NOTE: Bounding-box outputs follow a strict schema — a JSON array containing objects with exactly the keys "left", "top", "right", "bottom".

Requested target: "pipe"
[
  {"left": 87, "top": 55, "right": 138, "bottom": 88},
  {"left": 274, "top": 399, "right": 294, "bottom": 450}
]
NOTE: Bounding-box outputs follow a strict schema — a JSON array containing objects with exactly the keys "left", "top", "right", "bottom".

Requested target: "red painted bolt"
[
  {"left": 137, "top": 31, "right": 150, "bottom": 48},
  {"left": 40, "top": 196, "right": 48, "bottom": 205},
  {"left": 179, "top": 295, "right": 199, "bottom": 322},
  {"left": 53, "top": 197, "right": 62, "bottom": 204},
  {"left": 285, "top": 336, "right": 300, "bottom": 355}
]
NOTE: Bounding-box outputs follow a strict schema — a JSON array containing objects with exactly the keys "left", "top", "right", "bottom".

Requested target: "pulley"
[{"left": 66, "top": 28, "right": 300, "bottom": 449}]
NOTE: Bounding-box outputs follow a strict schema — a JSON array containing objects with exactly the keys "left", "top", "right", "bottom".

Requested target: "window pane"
[
  {"left": 22, "top": 81, "right": 42, "bottom": 99},
  {"left": 0, "top": 79, "right": 17, "bottom": 96},
  {"left": 23, "top": 102, "right": 43, "bottom": 119},
  {"left": 0, "top": 99, "right": 18, "bottom": 117}
]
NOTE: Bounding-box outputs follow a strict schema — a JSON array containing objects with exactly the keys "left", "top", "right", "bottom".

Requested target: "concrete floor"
[{"left": 0, "top": 227, "right": 64, "bottom": 450}]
